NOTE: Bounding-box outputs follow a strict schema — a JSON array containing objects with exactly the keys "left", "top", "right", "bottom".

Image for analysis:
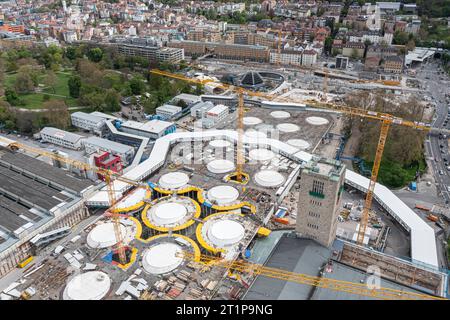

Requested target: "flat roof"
[
  {"left": 0, "top": 150, "right": 93, "bottom": 194},
  {"left": 311, "top": 263, "right": 424, "bottom": 300},
  {"left": 244, "top": 235, "right": 331, "bottom": 300},
  {"left": 84, "top": 136, "right": 134, "bottom": 154},
  {"left": 121, "top": 119, "right": 174, "bottom": 134},
  {"left": 71, "top": 112, "right": 104, "bottom": 124},
  {"left": 40, "top": 127, "right": 84, "bottom": 144}
]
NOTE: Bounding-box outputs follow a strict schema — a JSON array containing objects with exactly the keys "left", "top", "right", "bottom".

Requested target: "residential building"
[
  {"left": 342, "top": 42, "right": 365, "bottom": 58},
  {"left": 301, "top": 49, "right": 317, "bottom": 67},
  {"left": 296, "top": 157, "right": 346, "bottom": 247},
  {"left": 382, "top": 55, "right": 403, "bottom": 73},
  {"left": 270, "top": 50, "right": 302, "bottom": 66}
]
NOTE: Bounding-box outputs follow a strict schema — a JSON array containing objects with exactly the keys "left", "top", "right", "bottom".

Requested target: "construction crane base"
[{"left": 224, "top": 172, "right": 250, "bottom": 185}]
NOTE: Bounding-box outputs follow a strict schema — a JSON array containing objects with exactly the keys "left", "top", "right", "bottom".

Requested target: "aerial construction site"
[{"left": 0, "top": 64, "right": 448, "bottom": 302}]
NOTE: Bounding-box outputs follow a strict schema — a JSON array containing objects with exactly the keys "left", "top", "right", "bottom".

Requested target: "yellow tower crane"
[
  {"left": 177, "top": 251, "right": 445, "bottom": 300},
  {"left": 0, "top": 137, "right": 146, "bottom": 265},
  {"left": 149, "top": 69, "right": 450, "bottom": 245}
]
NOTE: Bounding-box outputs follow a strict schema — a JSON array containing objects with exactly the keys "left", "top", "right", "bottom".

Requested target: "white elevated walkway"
[{"left": 84, "top": 129, "right": 438, "bottom": 268}]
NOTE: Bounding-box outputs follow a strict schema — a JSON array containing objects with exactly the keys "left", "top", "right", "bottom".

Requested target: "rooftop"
[{"left": 40, "top": 127, "right": 84, "bottom": 144}]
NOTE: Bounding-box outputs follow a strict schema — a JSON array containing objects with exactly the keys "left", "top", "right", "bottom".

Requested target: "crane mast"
[
  {"left": 177, "top": 251, "right": 444, "bottom": 300},
  {"left": 147, "top": 69, "right": 450, "bottom": 246}
]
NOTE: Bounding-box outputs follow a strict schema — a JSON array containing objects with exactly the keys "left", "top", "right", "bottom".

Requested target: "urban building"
[
  {"left": 190, "top": 101, "right": 215, "bottom": 119},
  {"left": 116, "top": 42, "right": 184, "bottom": 64},
  {"left": 296, "top": 157, "right": 346, "bottom": 247},
  {"left": 270, "top": 50, "right": 302, "bottom": 66},
  {"left": 40, "top": 127, "right": 84, "bottom": 150},
  {"left": 169, "top": 40, "right": 270, "bottom": 62},
  {"left": 342, "top": 42, "right": 365, "bottom": 58},
  {"left": 71, "top": 112, "right": 106, "bottom": 135},
  {"left": 156, "top": 104, "right": 183, "bottom": 120},
  {"left": 301, "top": 49, "right": 318, "bottom": 67},
  {"left": 335, "top": 55, "right": 349, "bottom": 69},
  {"left": 205, "top": 104, "right": 229, "bottom": 124},
  {"left": 93, "top": 151, "right": 123, "bottom": 180},
  {"left": 83, "top": 136, "right": 135, "bottom": 166},
  {"left": 382, "top": 55, "right": 403, "bottom": 73},
  {"left": 119, "top": 119, "right": 176, "bottom": 140},
  {"left": 0, "top": 148, "right": 95, "bottom": 276}
]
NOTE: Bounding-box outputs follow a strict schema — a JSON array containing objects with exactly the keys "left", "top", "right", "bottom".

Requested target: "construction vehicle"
[
  {"left": 17, "top": 256, "right": 34, "bottom": 268},
  {"left": 149, "top": 69, "right": 450, "bottom": 246},
  {"left": 426, "top": 214, "right": 439, "bottom": 222},
  {"left": 177, "top": 251, "right": 445, "bottom": 300}
]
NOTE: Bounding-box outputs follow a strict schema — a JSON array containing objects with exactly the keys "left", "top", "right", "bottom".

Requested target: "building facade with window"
[{"left": 296, "top": 157, "right": 346, "bottom": 247}]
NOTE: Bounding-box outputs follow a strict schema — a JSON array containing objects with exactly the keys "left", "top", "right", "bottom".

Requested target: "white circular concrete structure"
[
  {"left": 150, "top": 202, "right": 187, "bottom": 225},
  {"left": 270, "top": 110, "right": 291, "bottom": 119},
  {"left": 276, "top": 123, "right": 300, "bottom": 133},
  {"left": 287, "top": 139, "right": 311, "bottom": 150},
  {"left": 245, "top": 129, "right": 267, "bottom": 139},
  {"left": 142, "top": 243, "right": 183, "bottom": 275},
  {"left": 306, "top": 116, "right": 329, "bottom": 126},
  {"left": 243, "top": 116, "right": 262, "bottom": 125},
  {"left": 249, "top": 148, "right": 275, "bottom": 161},
  {"left": 207, "top": 220, "right": 245, "bottom": 247},
  {"left": 159, "top": 172, "right": 189, "bottom": 190},
  {"left": 144, "top": 196, "right": 199, "bottom": 231},
  {"left": 207, "top": 185, "right": 239, "bottom": 205},
  {"left": 87, "top": 222, "right": 127, "bottom": 249},
  {"left": 63, "top": 271, "right": 111, "bottom": 300},
  {"left": 114, "top": 187, "right": 147, "bottom": 211},
  {"left": 255, "top": 170, "right": 285, "bottom": 187},
  {"left": 209, "top": 139, "right": 232, "bottom": 148},
  {"left": 207, "top": 159, "right": 235, "bottom": 174}
]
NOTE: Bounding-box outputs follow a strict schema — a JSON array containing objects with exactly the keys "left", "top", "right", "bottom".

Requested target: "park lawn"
[{"left": 3, "top": 71, "right": 78, "bottom": 109}]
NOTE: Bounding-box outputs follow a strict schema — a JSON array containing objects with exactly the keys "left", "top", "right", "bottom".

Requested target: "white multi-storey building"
[
  {"left": 71, "top": 112, "right": 106, "bottom": 135},
  {"left": 270, "top": 50, "right": 303, "bottom": 66},
  {"left": 206, "top": 104, "right": 229, "bottom": 124},
  {"left": 40, "top": 127, "right": 84, "bottom": 150},
  {"left": 301, "top": 50, "right": 317, "bottom": 67}
]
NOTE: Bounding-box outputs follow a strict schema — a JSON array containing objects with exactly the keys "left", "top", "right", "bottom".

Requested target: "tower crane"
[
  {"left": 150, "top": 69, "right": 272, "bottom": 184},
  {"left": 149, "top": 69, "right": 450, "bottom": 245},
  {"left": 177, "top": 251, "right": 445, "bottom": 300},
  {"left": 0, "top": 137, "right": 146, "bottom": 265}
]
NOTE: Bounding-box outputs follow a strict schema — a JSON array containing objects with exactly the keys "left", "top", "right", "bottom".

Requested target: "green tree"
[
  {"left": 5, "top": 89, "right": 20, "bottom": 105},
  {"left": 104, "top": 90, "right": 120, "bottom": 111},
  {"left": 14, "top": 69, "right": 35, "bottom": 93},
  {"left": 44, "top": 71, "right": 57, "bottom": 93},
  {"left": 87, "top": 47, "right": 104, "bottom": 63},
  {"left": 393, "top": 31, "right": 409, "bottom": 45},
  {"left": 129, "top": 77, "right": 145, "bottom": 95},
  {"left": 68, "top": 75, "right": 82, "bottom": 98}
]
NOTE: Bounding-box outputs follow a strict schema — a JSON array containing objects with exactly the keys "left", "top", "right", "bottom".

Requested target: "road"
[{"left": 417, "top": 60, "right": 450, "bottom": 205}]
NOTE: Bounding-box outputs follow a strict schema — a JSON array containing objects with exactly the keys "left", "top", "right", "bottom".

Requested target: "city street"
[{"left": 416, "top": 60, "right": 450, "bottom": 205}]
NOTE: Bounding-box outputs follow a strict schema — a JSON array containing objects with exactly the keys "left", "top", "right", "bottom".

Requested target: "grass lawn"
[{"left": 3, "top": 71, "right": 78, "bottom": 109}]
